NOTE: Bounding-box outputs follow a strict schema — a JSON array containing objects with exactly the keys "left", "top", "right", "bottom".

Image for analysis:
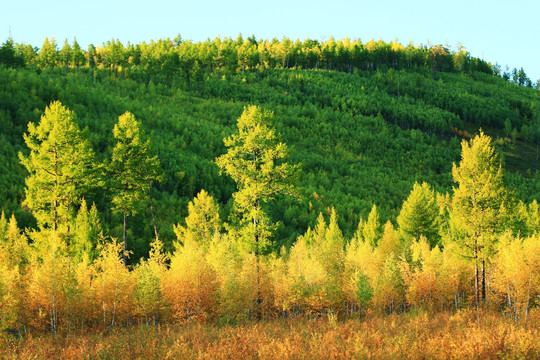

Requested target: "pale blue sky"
[{"left": 2, "top": 0, "right": 539, "bottom": 81}]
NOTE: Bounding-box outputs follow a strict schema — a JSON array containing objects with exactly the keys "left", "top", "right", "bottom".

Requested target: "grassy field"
[{"left": 1, "top": 310, "right": 539, "bottom": 359}]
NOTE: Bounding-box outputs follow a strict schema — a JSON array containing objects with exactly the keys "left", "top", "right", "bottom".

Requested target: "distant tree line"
[{"left": 1, "top": 35, "right": 538, "bottom": 89}]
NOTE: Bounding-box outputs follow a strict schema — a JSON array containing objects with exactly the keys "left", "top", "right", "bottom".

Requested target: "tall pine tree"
[
  {"left": 109, "top": 111, "right": 161, "bottom": 265},
  {"left": 450, "top": 131, "right": 506, "bottom": 307},
  {"left": 215, "top": 105, "right": 298, "bottom": 318},
  {"left": 19, "top": 101, "right": 98, "bottom": 233}
]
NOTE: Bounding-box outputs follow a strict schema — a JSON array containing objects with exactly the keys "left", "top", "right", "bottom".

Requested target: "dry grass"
[{"left": 1, "top": 309, "right": 539, "bottom": 359}]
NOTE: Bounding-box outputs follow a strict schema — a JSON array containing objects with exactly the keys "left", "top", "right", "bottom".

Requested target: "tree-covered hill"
[{"left": 0, "top": 35, "right": 539, "bottom": 257}]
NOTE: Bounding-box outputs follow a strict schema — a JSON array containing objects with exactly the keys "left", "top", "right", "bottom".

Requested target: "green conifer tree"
[
  {"left": 216, "top": 105, "right": 298, "bottom": 253},
  {"left": 215, "top": 105, "right": 298, "bottom": 318},
  {"left": 363, "top": 205, "right": 381, "bottom": 247},
  {"left": 19, "top": 101, "right": 98, "bottom": 233},
  {"left": 0, "top": 212, "right": 7, "bottom": 241},
  {"left": 397, "top": 182, "right": 441, "bottom": 248},
  {"left": 71, "top": 199, "right": 103, "bottom": 263},
  {"left": 71, "top": 38, "right": 85, "bottom": 68},
  {"left": 109, "top": 111, "right": 162, "bottom": 265},
  {"left": 173, "top": 189, "right": 220, "bottom": 249},
  {"left": 450, "top": 131, "right": 506, "bottom": 307}
]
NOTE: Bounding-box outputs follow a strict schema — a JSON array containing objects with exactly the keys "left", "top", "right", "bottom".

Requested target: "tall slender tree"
[
  {"left": 430, "top": 45, "right": 448, "bottom": 81},
  {"left": 450, "top": 131, "right": 506, "bottom": 308},
  {"left": 71, "top": 38, "right": 84, "bottom": 68},
  {"left": 109, "top": 111, "right": 161, "bottom": 265},
  {"left": 215, "top": 105, "right": 298, "bottom": 318},
  {"left": 61, "top": 39, "right": 71, "bottom": 73}
]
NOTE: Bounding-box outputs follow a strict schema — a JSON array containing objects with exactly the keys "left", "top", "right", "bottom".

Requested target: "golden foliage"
[
  {"left": 93, "top": 238, "right": 135, "bottom": 328},
  {"left": 491, "top": 233, "right": 540, "bottom": 324},
  {"left": 133, "top": 239, "right": 168, "bottom": 324},
  {"left": 162, "top": 239, "right": 217, "bottom": 323},
  {"left": 26, "top": 231, "right": 74, "bottom": 333}
]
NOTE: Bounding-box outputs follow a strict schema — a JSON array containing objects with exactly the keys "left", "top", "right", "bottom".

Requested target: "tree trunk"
[
  {"left": 474, "top": 247, "right": 479, "bottom": 309},
  {"left": 53, "top": 200, "right": 58, "bottom": 232},
  {"left": 148, "top": 184, "right": 158, "bottom": 239},
  {"left": 481, "top": 259, "right": 486, "bottom": 302},
  {"left": 123, "top": 212, "right": 127, "bottom": 266},
  {"left": 254, "top": 206, "right": 262, "bottom": 320},
  {"left": 54, "top": 149, "right": 58, "bottom": 232},
  {"left": 252, "top": 148, "right": 262, "bottom": 320}
]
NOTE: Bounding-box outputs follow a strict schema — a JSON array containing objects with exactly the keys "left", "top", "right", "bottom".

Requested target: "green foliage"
[
  {"left": 38, "top": 37, "right": 58, "bottom": 67},
  {"left": 397, "top": 182, "right": 442, "bottom": 248},
  {"left": 0, "top": 35, "right": 538, "bottom": 256},
  {"left": 109, "top": 111, "right": 161, "bottom": 217},
  {"left": 173, "top": 189, "right": 220, "bottom": 248},
  {"left": 71, "top": 199, "right": 102, "bottom": 263},
  {"left": 527, "top": 200, "right": 540, "bottom": 234},
  {"left": 2, "top": 35, "right": 540, "bottom": 333},
  {"left": 109, "top": 111, "right": 162, "bottom": 263},
  {"left": 0, "top": 212, "right": 6, "bottom": 240},
  {"left": 451, "top": 131, "right": 506, "bottom": 245},
  {"left": 216, "top": 105, "right": 299, "bottom": 253},
  {"left": 363, "top": 205, "right": 381, "bottom": 247},
  {"left": 0, "top": 38, "right": 24, "bottom": 68},
  {"left": 19, "top": 101, "right": 98, "bottom": 232},
  {"left": 450, "top": 131, "right": 508, "bottom": 305},
  {"left": 354, "top": 271, "right": 374, "bottom": 309}
]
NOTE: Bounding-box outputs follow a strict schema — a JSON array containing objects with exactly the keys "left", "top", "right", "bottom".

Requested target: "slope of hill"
[{"left": 0, "top": 36, "right": 539, "bottom": 256}]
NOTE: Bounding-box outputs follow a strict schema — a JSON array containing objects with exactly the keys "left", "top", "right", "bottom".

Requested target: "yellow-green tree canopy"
[
  {"left": 450, "top": 130, "right": 507, "bottom": 306},
  {"left": 397, "top": 182, "right": 441, "bottom": 248},
  {"left": 19, "top": 101, "right": 98, "bottom": 232},
  {"left": 173, "top": 189, "right": 220, "bottom": 248},
  {"left": 363, "top": 205, "right": 381, "bottom": 247},
  {"left": 108, "top": 111, "right": 162, "bottom": 264},
  {"left": 451, "top": 131, "right": 506, "bottom": 244},
  {"left": 215, "top": 105, "right": 299, "bottom": 253},
  {"left": 109, "top": 111, "right": 161, "bottom": 217}
]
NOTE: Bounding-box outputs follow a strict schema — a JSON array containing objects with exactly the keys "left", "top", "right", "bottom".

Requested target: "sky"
[{"left": 2, "top": 0, "right": 539, "bottom": 81}]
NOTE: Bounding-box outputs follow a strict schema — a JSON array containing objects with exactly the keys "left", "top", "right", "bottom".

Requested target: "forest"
[{"left": 0, "top": 35, "right": 540, "bottom": 358}]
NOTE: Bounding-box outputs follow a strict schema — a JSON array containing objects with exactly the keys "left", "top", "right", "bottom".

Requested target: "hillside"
[
  {"left": 0, "top": 36, "right": 539, "bottom": 257},
  {"left": 2, "top": 37, "right": 540, "bottom": 355}
]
